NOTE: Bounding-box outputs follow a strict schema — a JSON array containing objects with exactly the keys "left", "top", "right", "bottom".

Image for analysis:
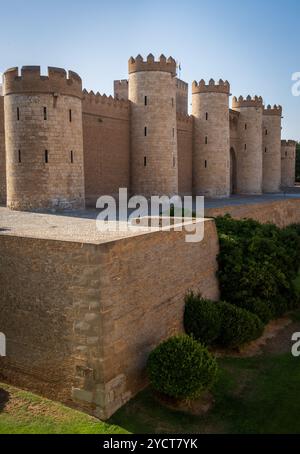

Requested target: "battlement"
[
  {"left": 263, "top": 104, "right": 282, "bottom": 116},
  {"left": 128, "top": 54, "right": 176, "bottom": 76},
  {"left": 232, "top": 95, "right": 263, "bottom": 108},
  {"left": 176, "top": 78, "right": 188, "bottom": 91},
  {"left": 114, "top": 79, "right": 128, "bottom": 88},
  {"left": 176, "top": 112, "right": 193, "bottom": 123},
  {"left": 3, "top": 66, "right": 82, "bottom": 98},
  {"left": 192, "top": 79, "right": 230, "bottom": 94},
  {"left": 82, "top": 89, "right": 129, "bottom": 118},
  {"left": 281, "top": 140, "right": 297, "bottom": 147}
]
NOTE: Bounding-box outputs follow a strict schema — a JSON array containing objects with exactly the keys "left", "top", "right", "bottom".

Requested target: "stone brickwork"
[
  {"left": 205, "top": 197, "right": 300, "bottom": 228},
  {"left": 0, "top": 54, "right": 297, "bottom": 209},
  {"left": 192, "top": 80, "right": 230, "bottom": 197},
  {"left": 3, "top": 66, "right": 85, "bottom": 210},
  {"left": 0, "top": 216, "right": 219, "bottom": 419},
  {"left": 281, "top": 140, "right": 296, "bottom": 187},
  {"left": 0, "top": 95, "right": 6, "bottom": 204},
  {"left": 177, "top": 113, "right": 193, "bottom": 195},
  {"left": 129, "top": 55, "right": 178, "bottom": 196},
  {"left": 262, "top": 105, "right": 282, "bottom": 193},
  {"left": 232, "top": 96, "right": 263, "bottom": 194},
  {"left": 82, "top": 91, "right": 130, "bottom": 206},
  {"left": 176, "top": 78, "right": 188, "bottom": 115}
]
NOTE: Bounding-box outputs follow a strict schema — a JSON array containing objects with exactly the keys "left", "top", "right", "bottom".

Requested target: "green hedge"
[
  {"left": 147, "top": 335, "right": 218, "bottom": 400},
  {"left": 215, "top": 215, "right": 300, "bottom": 321},
  {"left": 184, "top": 292, "right": 221, "bottom": 345},
  {"left": 217, "top": 301, "right": 264, "bottom": 348}
]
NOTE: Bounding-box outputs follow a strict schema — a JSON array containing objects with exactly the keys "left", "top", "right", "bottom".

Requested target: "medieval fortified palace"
[{"left": 0, "top": 54, "right": 296, "bottom": 210}]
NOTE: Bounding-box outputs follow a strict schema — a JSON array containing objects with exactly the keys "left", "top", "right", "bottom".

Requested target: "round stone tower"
[
  {"left": 262, "top": 104, "right": 282, "bottom": 193},
  {"left": 192, "top": 79, "right": 230, "bottom": 198},
  {"left": 232, "top": 95, "right": 263, "bottom": 194},
  {"left": 281, "top": 140, "right": 296, "bottom": 188},
  {"left": 128, "top": 54, "right": 178, "bottom": 196},
  {"left": 3, "top": 66, "right": 85, "bottom": 211}
]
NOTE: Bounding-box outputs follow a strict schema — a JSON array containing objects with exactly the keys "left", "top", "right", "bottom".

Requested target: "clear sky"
[{"left": 0, "top": 0, "right": 299, "bottom": 139}]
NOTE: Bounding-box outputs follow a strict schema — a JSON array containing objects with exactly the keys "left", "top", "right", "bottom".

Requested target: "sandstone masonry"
[{"left": 0, "top": 54, "right": 297, "bottom": 210}]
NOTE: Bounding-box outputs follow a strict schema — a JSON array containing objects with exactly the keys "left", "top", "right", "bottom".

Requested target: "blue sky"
[{"left": 0, "top": 0, "right": 299, "bottom": 139}]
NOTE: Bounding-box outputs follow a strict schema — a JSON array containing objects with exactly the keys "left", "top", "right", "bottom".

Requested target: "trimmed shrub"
[
  {"left": 217, "top": 301, "right": 264, "bottom": 348},
  {"left": 215, "top": 215, "right": 300, "bottom": 322},
  {"left": 147, "top": 335, "right": 218, "bottom": 400},
  {"left": 184, "top": 292, "right": 222, "bottom": 345}
]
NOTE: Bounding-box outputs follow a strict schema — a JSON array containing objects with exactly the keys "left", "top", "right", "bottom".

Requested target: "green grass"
[
  {"left": 0, "top": 383, "right": 129, "bottom": 434},
  {"left": 110, "top": 353, "right": 300, "bottom": 434}
]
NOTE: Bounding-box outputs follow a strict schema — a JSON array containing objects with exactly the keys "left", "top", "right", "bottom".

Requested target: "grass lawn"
[
  {"left": 1, "top": 313, "right": 300, "bottom": 434},
  {"left": 0, "top": 383, "right": 129, "bottom": 434},
  {"left": 110, "top": 352, "right": 300, "bottom": 434}
]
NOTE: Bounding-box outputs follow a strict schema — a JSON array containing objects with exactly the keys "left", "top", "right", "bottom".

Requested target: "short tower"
[
  {"left": 3, "top": 66, "right": 85, "bottom": 210},
  {"left": 192, "top": 79, "right": 230, "bottom": 197},
  {"left": 281, "top": 140, "right": 296, "bottom": 188},
  {"left": 232, "top": 95, "right": 263, "bottom": 194},
  {"left": 262, "top": 104, "right": 282, "bottom": 193},
  {"left": 128, "top": 54, "right": 178, "bottom": 196}
]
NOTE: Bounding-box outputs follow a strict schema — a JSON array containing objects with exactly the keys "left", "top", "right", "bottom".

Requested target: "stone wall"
[
  {"left": 281, "top": 140, "right": 296, "bottom": 188},
  {"left": 82, "top": 91, "right": 130, "bottom": 206},
  {"left": 205, "top": 198, "right": 300, "bottom": 228},
  {"left": 0, "top": 96, "right": 6, "bottom": 205},
  {"left": 177, "top": 113, "right": 193, "bottom": 195},
  {"left": 0, "top": 218, "right": 219, "bottom": 419},
  {"left": 262, "top": 107, "right": 282, "bottom": 193}
]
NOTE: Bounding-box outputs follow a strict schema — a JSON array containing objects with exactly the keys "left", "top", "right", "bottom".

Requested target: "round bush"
[
  {"left": 184, "top": 292, "right": 222, "bottom": 345},
  {"left": 236, "top": 297, "right": 274, "bottom": 324},
  {"left": 147, "top": 335, "right": 218, "bottom": 400},
  {"left": 217, "top": 302, "right": 264, "bottom": 348}
]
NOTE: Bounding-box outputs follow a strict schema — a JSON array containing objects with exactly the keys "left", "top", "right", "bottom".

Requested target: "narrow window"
[
  {"left": 173, "top": 156, "right": 176, "bottom": 167},
  {"left": 204, "top": 160, "right": 207, "bottom": 168},
  {"left": 285, "top": 151, "right": 288, "bottom": 157},
  {"left": 245, "top": 123, "right": 247, "bottom": 130},
  {"left": 17, "top": 107, "right": 20, "bottom": 121},
  {"left": 144, "top": 156, "right": 147, "bottom": 167},
  {"left": 69, "top": 109, "right": 72, "bottom": 122},
  {"left": 70, "top": 150, "right": 74, "bottom": 163},
  {"left": 265, "top": 147, "right": 267, "bottom": 153},
  {"left": 205, "top": 112, "right": 208, "bottom": 121},
  {"left": 18, "top": 149, "right": 21, "bottom": 163},
  {"left": 265, "top": 129, "right": 268, "bottom": 135},
  {"left": 45, "top": 150, "right": 48, "bottom": 163},
  {"left": 144, "top": 126, "right": 147, "bottom": 137},
  {"left": 43, "top": 107, "right": 47, "bottom": 120},
  {"left": 172, "top": 128, "right": 175, "bottom": 138},
  {"left": 244, "top": 143, "right": 247, "bottom": 150},
  {"left": 172, "top": 98, "right": 174, "bottom": 107},
  {"left": 205, "top": 136, "right": 208, "bottom": 144},
  {"left": 144, "top": 96, "right": 147, "bottom": 106}
]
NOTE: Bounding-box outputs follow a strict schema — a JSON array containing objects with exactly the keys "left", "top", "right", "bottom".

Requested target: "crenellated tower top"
[
  {"left": 232, "top": 95, "right": 263, "bottom": 108},
  {"left": 192, "top": 79, "right": 230, "bottom": 94},
  {"left": 3, "top": 66, "right": 82, "bottom": 98},
  {"left": 128, "top": 54, "right": 176, "bottom": 76},
  {"left": 263, "top": 104, "right": 282, "bottom": 116}
]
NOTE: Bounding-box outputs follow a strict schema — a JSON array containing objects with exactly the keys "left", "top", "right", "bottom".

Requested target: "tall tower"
[
  {"left": 3, "top": 66, "right": 85, "bottom": 211},
  {"left": 281, "top": 140, "right": 296, "bottom": 187},
  {"left": 128, "top": 54, "right": 178, "bottom": 196},
  {"left": 192, "top": 79, "right": 230, "bottom": 198},
  {"left": 262, "top": 104, "right": 282, "bottom": 193},
  {"left": 232, "top": 95, "right": 263, "bottom": 194}
]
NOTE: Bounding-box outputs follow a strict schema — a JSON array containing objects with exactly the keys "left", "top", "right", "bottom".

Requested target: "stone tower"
[
  {"left": 192, "top": 79, "right": 230, "bottom": 198},
  {"left": 281, "top": 140, "right": 296, "bottom": 187},
  {"left": 262, "top": 104, "right": 282, "bottom": 193},
  {"left": 3, "top": 66, "right": 85, "bottom": 210},
  {"left": 128, "top": 54, "right": 178, "bottom": 197},
  {"left": 232, "top": 95, "right": 263, "bottom": 194}
]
